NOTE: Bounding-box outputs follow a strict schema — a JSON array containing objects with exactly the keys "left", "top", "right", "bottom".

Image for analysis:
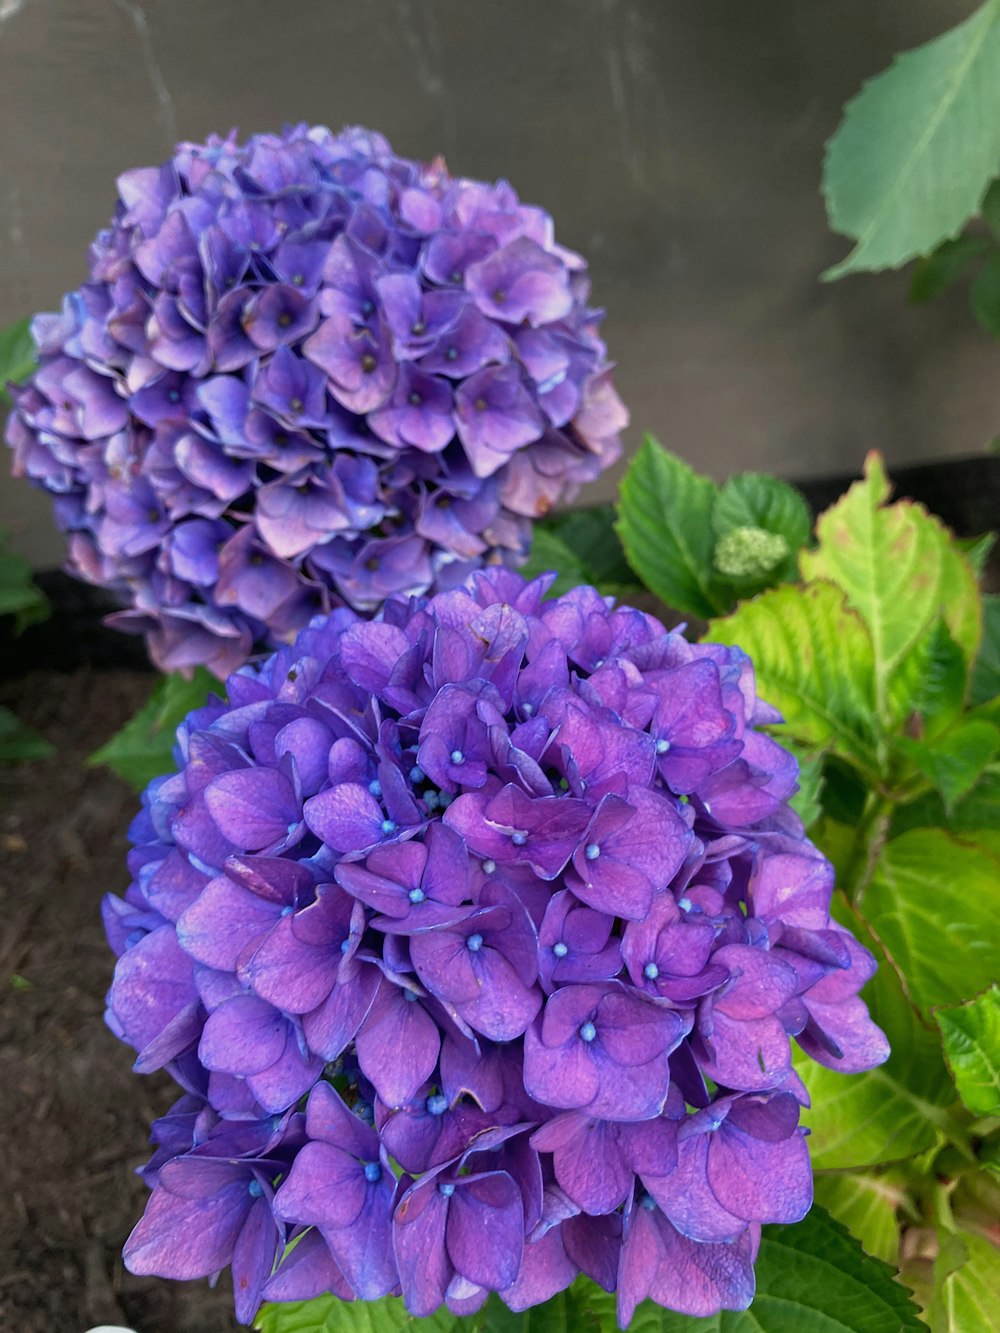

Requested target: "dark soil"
[{"left": 0, "top": 670, "right": 240, "bottom": 1333}]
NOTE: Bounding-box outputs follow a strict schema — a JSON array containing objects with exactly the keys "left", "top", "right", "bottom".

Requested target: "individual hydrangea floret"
[
  {"left": 102, "top": 569, "right": 888, "bottom": 1326},
  {"left": 7, "top": 126, "right": 625, "bottom": 676}
]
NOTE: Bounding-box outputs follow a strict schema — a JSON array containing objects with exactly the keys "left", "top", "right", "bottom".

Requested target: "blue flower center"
[
  {"left": 381, "top": 819, "right": 397, "bottom": 834},
  {"left": 482, "top": 859, "right": 496, "bottom": 874},
  {"left": 656, "top": 738, "right": 671, "bottom": 754},
  {"left": 408, "top": 887, "right": 425, "bottom": 904},
  {"left": 511, "top": 832, "right": 527, "bottom": 846},
  {"left": 341, "top": 938, "right": 351, "bottom": 953},
  {"left": 368, "top": 779, "right": 382, "bottom": 797},
  {"left": 553, "top": 942, "right": 568, "bottom": 958},
  {"left": 426, "top": 1093, "right": 449, "bottom": 1116},
  {"left": 409, "top": 765, "right": 425, "bottom": 784},
  {"left": 364, "top": 1162, "right": 382, "bottom": 1183},
  {"left": 678, "top": 897, "right": 692, "bottom": 912},
  {"left": 450, "top": 749, "right": 465, "bottom": 765},
  {"left": 579, "top": 1021, "right": 597, "bottom": 1043},
  {"left": 280, "top": 905, "right": 294, "bottom": 916},
  {"left": 467, "top": 932, "right": 484, "bottom": 952},
  {"left": 644, "top": 962, "right": 660, "bottom": 979},
  {"left": 248, "top": 1179, "right": 264, "bottom": 1198},
  {"left": 403, "top": 988, "right": 419, "bottom": 1002},
  {"left": 439, "top": 1182, "right": 456, "bottom": 1197},
  {"left": 585, "top": 843, "right": 601, "bottom": 861},
  {"left": 641, "top": 1193, "right": 657, "bottom": 1211}
]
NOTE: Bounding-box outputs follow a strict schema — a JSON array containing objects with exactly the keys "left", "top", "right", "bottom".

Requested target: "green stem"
[{"left": 841, "top": 790, "right": 893, "bottom": 903}]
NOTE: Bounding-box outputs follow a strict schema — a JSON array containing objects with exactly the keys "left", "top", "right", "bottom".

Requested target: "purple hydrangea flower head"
[
  {"left": 7, "top": 126, "right": 626, "bottom": 677},
  {"left": 103, "top": 570, "right": 888, "bottom": 1324}
]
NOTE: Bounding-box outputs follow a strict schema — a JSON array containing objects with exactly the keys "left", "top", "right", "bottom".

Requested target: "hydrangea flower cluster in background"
[
  {"left": 103, "top": 570, "right": 888, "bottom": 1326},
  {"left": 6, "top": 126, "right": 625, "bottom": 676}
]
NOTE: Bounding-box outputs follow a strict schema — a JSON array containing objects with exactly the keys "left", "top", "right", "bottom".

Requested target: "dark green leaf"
[
  {"left": 889, "top": 764, "right": 1000, "bottom": 835},
  {"left": 911, "top": 234, "right": 991, "bottom": 301},
  {"left": 616, "top": 437, "right": 724, "bottom": 618},
  {"left": 0, "top": 530, "right": 49, "bottom": 632},
  {"left": 545, "top": 505, "right": 636, "bottom": 589},
  {"left": 712, "top": 472, "right": 812, "bottom": 582},
  {"left": 782, "top": 740, "right": 825, "bottom": 830},
  {"left": 889, "top": 618, "right": 967, "bottom": 740},
  {"left": 88, "top": 668, "right": 222, "bottom": 789},
  {"left": 970, "top": 594, "right": 1000, "bottom": 707},
  {"left": 575, "top": 1208, "right": 924, "bottom": 1331},
  {"left": 0, "top": 317, "right": 34, "bottom": 405},
  {"left": 956, "top": 530, "right": 996, "bottom": 576},
  {"left": 822, "top": 1, "right": 1000, "bottom": 278},
  {"left": 521, "top": 528, "right": 590, "bottom": 598},
  {"left": 896, "top": 719, "right": 1000, "bottom": 811},
  {"left": 935, "top": 985, "right": 1000, "bottom": 1116},
  {"left": 0, "top": 705, "right": 54, "bottom": 763},
  {"left": 820, "top": 757, "right": 869, "bottom": 825},
  {"left": 983, "top": 177, "right": 1000, "bottom": 238},
  {"left": 971, "top": 250, "right": 1000, "bottom": 337}
]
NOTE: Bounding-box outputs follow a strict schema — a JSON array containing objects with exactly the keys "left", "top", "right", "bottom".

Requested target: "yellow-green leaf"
[{"left": 935, "top": 985, "right": 1000, "bottom": 1117}]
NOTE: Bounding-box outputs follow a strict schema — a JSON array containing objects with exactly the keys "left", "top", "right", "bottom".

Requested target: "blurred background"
[{"left": 1, "top": 0, "right": 996, "bottom": 570}]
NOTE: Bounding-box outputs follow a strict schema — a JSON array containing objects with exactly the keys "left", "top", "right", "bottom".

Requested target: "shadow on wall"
[{"left": 0, "top": 0, "right": 992, "bottom": 566}]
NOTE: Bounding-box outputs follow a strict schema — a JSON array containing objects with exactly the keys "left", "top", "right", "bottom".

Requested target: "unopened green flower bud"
[{"left": 714, "top": 525, "right": 789, "bottom": 580}]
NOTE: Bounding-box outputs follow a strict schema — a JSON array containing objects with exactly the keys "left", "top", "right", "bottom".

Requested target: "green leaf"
[
  {"left": 823, "top": 1, "right": 1000, "bottom": 278},
  {"left": 708, "top": 580, "right": 879, "bottom": 775},
  {"left": 0, "top": 705, "right": 54, "bottom": 763},
  {"left": 889, "top": 619, "right": 968, "bottom": 741},
  {"left": 0, "top": 531, "right": 49, "bottom": 632},
  {"left": 930, "top": 1226, "right": 1000, "bottom": 1332},
  {"left": 970, "top": 595, "right": 1000, "bottom": 707},
  {"left": 785, "top": 742, "right": 825, "bottom": 831},
  {"left": 813, "top": 1171, "right": 909, "bottom": 1266},
  {"left": 935, "top": 985, "right": 1000, "bottom": 1116},
  {"left": 955, "top": 530, "right": 996, "bottom": 576},
  {"left": 797, "top": 897, "right": 954, "bottom": 1169},
  {"left": 616, "top": 437, "right": 724, "bottom": 618},
  {"left": 971, "top": 249, "right": 1000, "bottom": 337},
  {"left": 890, "top": 765, "right": 1000, "bottom": 836},
  {"left": 911, "top": 234, "right": 991, "bottom": 301},
  {"left": 545, "top": 505, "right": 637, "bottom": 590},
  {"left": 521, "top": 528, "right": 591, "bottom": 599},
  {"left": 712, "top": 472, "right": 812, "bottom": 584},
  {"left": 0, "top": 317, "right": 34, "bottom": 405},
  {"left": 256, "top": 1294, "right": 460, "bottom": 1332},
  {"left": 88, "top": 668, "right": 222, "bottom": 789},
  {"left": 801, "top": 453, "right": 980, "bottom": 729},
  {"left": 580, "top": 1208, "right": 924, "bottom": 1331},
  {"left": 862, "top": 829, "right": 1000, "bottom": 1018},
  {"left": 896, "top": 719, "right": 1000, "bottom": 810}
]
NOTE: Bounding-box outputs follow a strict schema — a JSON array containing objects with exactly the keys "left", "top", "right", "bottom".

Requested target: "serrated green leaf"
[
  {"left": 580, "top": 1208, "right": 924, "bottom": 1331},
  {"left": 862, "top": 829, "right": 1000, "bottom": 1018},
  {"left": 911, "top": 234, "right": 991, "bottom": 301},
  {"left": 889, "top": 619, "right": 967, "bottom": 741},
  {"left": 813, "top": 1171, "right": 909, "bottom": 1266},
  {"left": 971, "top": 250, "right": 1000, "bottom": 337},
  {"left": 88, "top": 667, "right": 222, "bottom": 789},
  {"left": 521, "top": 528, "right": 590, "bottom": 599},
  {"left": 708, "top": 581, "right": 879, "bottom": 776},
  {"left": 0, "top": 317, "right": 34, "bottom": 405},
  {"left": 970, "top": 594, "right": 1000, "bottom": 707},
  {"left": 801, "top": 453, "right": 980, "bottom": 730},
  {"left": 256, "top": 1294, "right": 461, "bottom": 1333},
  {"left": 823, "top": 1, "right": 1000, "bottom": 279},
  {"left": 930, "top": 1226, "right": 1000, "bottom": 1332},
  {"left": 712, "top": 473, "right": 812, "bottom": 585},
  {"left": 956, "top": 530, "right": 996, "bottom": 576},
  {"left": 616, "top": 438, "right": 724, "bottom": 618},
  {"left": 546, "top": 506, "right": 636, "bottom": 590},
  {"left": 935, "top": 985, "right": 1000, "bottom": 1117},
  {"left": 797, "top": 897, "right": 953, "bottom": 1169},
  {"left": 0, "top": 705, "right": 54, "bottom": 763},
  {"left": 896, "top": 719, "right": 1000, "bottom": 811},
  {"left": 889, "top": 766, "right": 1000, "bottom": 836}
]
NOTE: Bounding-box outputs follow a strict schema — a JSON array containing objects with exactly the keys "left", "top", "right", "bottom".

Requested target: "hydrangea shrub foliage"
[
  {"left": 102, "top": 567, "right": 891, "bottom": 1327},
  {"left": 6, "top": 126, "right": 624, "bottom": 676}
]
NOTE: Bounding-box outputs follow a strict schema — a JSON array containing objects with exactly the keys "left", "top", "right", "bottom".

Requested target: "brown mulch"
[{"left": 0, "top": 670, "right": 240, "bottom": 1333}]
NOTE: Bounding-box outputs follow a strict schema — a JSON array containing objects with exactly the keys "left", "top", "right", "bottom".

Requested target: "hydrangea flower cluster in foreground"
[
  {"left": 7, "top": 126, "right": 624, "bottom": 676},
  {"left": 103, "top": 570, "right": 888, "bottom": 1326}
]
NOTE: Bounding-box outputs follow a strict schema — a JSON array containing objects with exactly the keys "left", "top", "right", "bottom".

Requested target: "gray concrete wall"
[{"left": 1, "top": 0, "right": 994, "bottom": 567}]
